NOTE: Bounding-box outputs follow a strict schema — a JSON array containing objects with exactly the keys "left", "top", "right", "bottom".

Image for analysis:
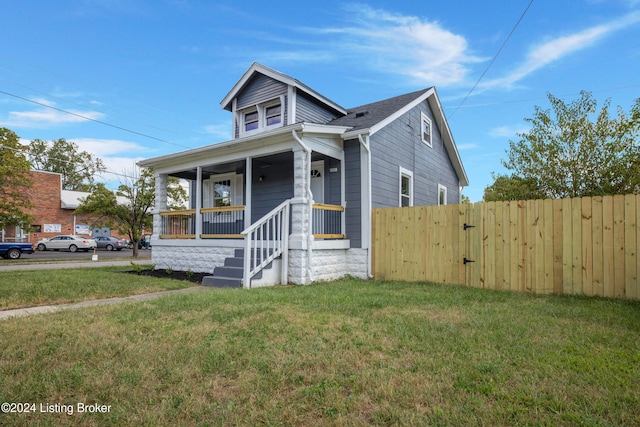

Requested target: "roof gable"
[
  {"left": 220, "top": 63, "right": 346, "bottom": 115},
  {"left": 337, "top": 88, "right": 469, "bottom": 187}
]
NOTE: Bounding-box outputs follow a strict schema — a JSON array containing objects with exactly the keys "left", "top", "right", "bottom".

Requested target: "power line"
[
  {"left": 0, "top": 89, "right": 191, "bottom": 149},
  {"left": 444, "top": 83, "right": 640, "bottom": 110},
  {"left": 0, "top": 75, "right": 192, "bottom": 139},
  {"left": 449, "top": 0, "right": 535, "bottom": 119}
]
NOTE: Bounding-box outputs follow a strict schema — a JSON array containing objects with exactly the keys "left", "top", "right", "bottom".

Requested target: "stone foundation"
[
  {"left": 288, "top": 247, "right": 369, "bottom": 284},
  {"left": 152, "top": 240, "right": 369, "bottom": 284},
  {"left": 151, "top": 241, "right": 239, "bottom": 274}
]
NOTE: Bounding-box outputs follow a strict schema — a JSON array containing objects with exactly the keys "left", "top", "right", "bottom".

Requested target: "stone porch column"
[
  {"left": 289, "top": 147, "right": 310, "bottom": 248},
  {"left": 153, "top": 172, "right": 168, "bottom": 239},
  {"left": 289, "top": 146, "right": 311, "bottom": 284}
]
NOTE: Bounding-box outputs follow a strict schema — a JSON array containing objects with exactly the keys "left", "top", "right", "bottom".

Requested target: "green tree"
[
  {"left": 28, "top": 138, "right": 106, "bottom": 191},
  {"left": 483, "top": 174, "right": 545, "bottom": 202},
  {"left": 0, "top": 128, "right": 34, "bottom": 230},
  {"left": 75, "top": 168, "right": 186, "bottom": 257},
  {"left": 501, "top": 91, "right": 640, "bottom": 199}
]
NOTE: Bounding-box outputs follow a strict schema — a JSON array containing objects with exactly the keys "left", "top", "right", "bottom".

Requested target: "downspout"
[
  {"left": 358, "top": 134, "right": 374, "bottom": 279},
  {"left": 292, "top": 129, "right": 314, "bottom": 284}
]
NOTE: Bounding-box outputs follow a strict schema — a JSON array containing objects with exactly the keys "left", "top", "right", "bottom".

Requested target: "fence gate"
[{"left": 371, "top": 196, "right": 640, "bottom": 300}]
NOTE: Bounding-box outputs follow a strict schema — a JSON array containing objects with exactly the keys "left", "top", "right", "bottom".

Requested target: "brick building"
[{"left": 2, "top": 170, "right": 98, "bottom": 243}]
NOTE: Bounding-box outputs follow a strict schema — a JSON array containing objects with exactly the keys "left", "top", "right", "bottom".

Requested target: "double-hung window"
[
  {"left": 438, "top": 184, "right": 447, "bottom": 206},
  {"left": 421, "top": 112, "right": 432, "bottom": 147},
  {"left": 399, "top": 167, "right": 413, "bottom": 207},
  {"left": 265, "top": 103, "right": 281, "bottom": 126},
  {"left": 243, "top": 110, "right": 259, "bottom": 132}
]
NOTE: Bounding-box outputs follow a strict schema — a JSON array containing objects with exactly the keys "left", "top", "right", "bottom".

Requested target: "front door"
[{"left": 310, "top": 161, "right": 324, "bottom": 204}]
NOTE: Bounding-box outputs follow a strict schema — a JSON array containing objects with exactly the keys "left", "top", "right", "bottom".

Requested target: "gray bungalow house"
[{"left": 138, "top": 63, "right": 468, "bottom": 287}]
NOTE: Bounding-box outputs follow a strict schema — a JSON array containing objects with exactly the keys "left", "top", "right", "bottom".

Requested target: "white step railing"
[{"left": 241, "top": 199, "right": 290, "bottom": 288}]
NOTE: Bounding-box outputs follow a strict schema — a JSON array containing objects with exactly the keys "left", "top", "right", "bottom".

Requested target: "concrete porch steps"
[{"left": 202, "top": 248, "right": 274, "bottom": 288}]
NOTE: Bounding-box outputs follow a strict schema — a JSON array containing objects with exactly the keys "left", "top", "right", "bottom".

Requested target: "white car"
[{"left": 36, "top": 235, "right": 97, "bottom": 252}]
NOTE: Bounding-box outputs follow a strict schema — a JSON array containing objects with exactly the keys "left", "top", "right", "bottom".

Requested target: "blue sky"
[{"left": 1, "top": 0, "right": 639, "bottom": 201}]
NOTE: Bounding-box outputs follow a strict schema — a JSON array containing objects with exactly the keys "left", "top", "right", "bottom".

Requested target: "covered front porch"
[{"left": 143, "top": 125, "right": 368, "bottom": 286}]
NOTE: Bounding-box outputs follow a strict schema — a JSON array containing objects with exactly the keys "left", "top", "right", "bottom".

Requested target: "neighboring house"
[
  {"left": 1, "top": 170, "right": 94, "bottom": 242},
  {"left": 0, "top": 170, "right": 130, "bottom": 243},
  {"left": 138, "top": 63, "right": 468, "bottom": 287}
]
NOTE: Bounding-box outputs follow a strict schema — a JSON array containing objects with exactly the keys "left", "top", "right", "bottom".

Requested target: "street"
[{"left": 3, "top": 247, "right": 152, "bottom": 262}]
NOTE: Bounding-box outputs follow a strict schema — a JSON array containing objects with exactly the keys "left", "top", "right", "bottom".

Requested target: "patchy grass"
[
  {"left": 0, "top": 266, "right": 193, "bottom": 310},
  {"left": 0, "top": 278, "right": 638, "bottom": 426}
]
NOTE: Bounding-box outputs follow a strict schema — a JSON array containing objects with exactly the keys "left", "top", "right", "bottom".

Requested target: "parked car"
[
  {"left": 36, "top": 235, "right": 97, "bottom": 252},
  {"left": 0, "top": 242, "right": 34, "bottom": 259},
  {"left": 94, "top": 236, "right": 128, "bottom": 251}
]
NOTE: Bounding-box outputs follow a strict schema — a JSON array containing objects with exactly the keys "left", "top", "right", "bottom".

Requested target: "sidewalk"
[
  {"left": 0, "top": 258, "right": 150, "bottom": 272},
  {"left": 0, "top": 286, "right": 206, "bottom": 321}
]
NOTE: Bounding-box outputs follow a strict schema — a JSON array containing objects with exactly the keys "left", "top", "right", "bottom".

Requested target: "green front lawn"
[
  {"left": 0, "top": 266, "right": 193, "bottom": 310},
  {"left": 1, "top": 276, "right": 638, "bottom": 426}
]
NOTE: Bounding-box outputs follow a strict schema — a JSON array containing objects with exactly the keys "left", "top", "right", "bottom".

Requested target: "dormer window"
[
  {"left": 244, "top": 110, "right": 259, "bottom": 132},
  {"left": 237, "top": 96, "right": 285, "bottom": 137},
  {"left": 265, "top": 104, "right": 281, "bottom": 126}
]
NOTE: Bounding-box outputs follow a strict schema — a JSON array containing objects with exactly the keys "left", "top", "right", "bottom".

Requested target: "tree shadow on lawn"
[{"left": 122, "top": 269, "right": 208, "bottom": 284}]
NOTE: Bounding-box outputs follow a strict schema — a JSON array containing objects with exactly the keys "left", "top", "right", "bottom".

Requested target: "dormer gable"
[{"left": 220, "top": 63, "right": 347, "bottom": 139}]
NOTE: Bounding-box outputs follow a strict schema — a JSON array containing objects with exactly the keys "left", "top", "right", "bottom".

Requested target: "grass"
[
  {"left": 0, "top": 276, "right": 639, "bottom": 426},
  {"left": 0, "top": 266, "right": 193, "bottom": 310}
]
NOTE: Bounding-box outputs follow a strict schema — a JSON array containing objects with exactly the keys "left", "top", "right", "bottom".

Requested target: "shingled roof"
[{"left": 327, "top": 88, "right": 432, "bottom": 131}]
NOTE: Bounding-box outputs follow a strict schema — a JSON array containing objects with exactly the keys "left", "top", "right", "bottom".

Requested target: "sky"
[{"left": 1, "top": 0, "right": 639, "bottom": 202}]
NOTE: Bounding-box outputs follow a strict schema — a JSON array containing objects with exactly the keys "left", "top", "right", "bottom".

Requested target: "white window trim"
[
  {"left": 399, "top": 166, "right": 414, "bottom": 207},
  {"left": 438, "top": 183, "right": 447, "bottom": 206},
  {"left": 237, "top": 95, "right": 285, "bottom": 137},
  {"left": 421, "top": 111, "right": 432, "bottom": 147}
]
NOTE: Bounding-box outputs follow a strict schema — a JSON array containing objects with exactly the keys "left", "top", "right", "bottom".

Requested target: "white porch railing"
[{"left": 241, "top": 199, "right": 290, "bottom": 288}]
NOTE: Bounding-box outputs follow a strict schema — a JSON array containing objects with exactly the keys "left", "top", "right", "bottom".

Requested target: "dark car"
[
  {"left": 94, "top": 236, "right": 129, "bottom": 251},
  {"left": 0, "top": 242, "right": 35, "bottom": 259}
]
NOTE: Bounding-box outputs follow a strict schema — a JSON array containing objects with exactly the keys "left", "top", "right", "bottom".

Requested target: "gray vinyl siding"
[
  {"left": 236, "top": 74, "right": 287, "bottom": 110},
  {"left": 344, "top": 139, "right": 362, "bottom": 248},
  {"left": 250, "top": 153, "right": 294, "bottom": 223},
  {"left": 370, "top": 100, "right": 459, "bottom": 208},
  {"left": 296, "top": 92, "right": 340, "bottom": 124}
]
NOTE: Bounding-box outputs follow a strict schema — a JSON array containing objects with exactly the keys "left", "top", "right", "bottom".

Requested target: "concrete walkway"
[
  {"left": 0, "top": 257, "right": 206, "bottom": 321},
  {"left": 0, "top": 258, "right": 150, "bottom": 272},
  {"left": 0, "top": 286, "right": 207, "bottom": 321}
]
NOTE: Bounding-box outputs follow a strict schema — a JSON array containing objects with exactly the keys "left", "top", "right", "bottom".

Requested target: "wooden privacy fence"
[{"left": 371, "top": 194, "right": 640, "bottom": 300}]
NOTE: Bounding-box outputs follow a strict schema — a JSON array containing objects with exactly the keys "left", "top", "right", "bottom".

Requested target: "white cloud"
[
  {"left": 201, "top": 123, "right": 232, "bottom": 140},
  {"left": 483, "top": 11, "right": 640, "bottom": 89},
  {"left": 0, "top": 104, "right": 104, "bottom": 128},
  {"left": 489, "top": 125, "right": 529, "bottom": 138},
  {"left": 70, "top": 138, "right": 152, "bottom": 183},
  {"left": 306, "top": 4, "right": 481, "bottom": 86},
  {"left": 70, "top": 137, "right": 147, "bottom": 158}
]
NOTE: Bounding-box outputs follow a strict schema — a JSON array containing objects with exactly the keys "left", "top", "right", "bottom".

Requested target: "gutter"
[
  {"left": 357, "top": 133, "right": 374, "bottom": 279},
  {"left": 291, "top": 129, "right": 314, "bottom": 284}
]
